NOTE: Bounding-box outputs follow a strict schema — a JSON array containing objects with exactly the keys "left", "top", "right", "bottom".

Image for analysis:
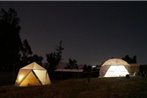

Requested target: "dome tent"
[
  {"left": 15, "top": 62, "right": 51, "bottom": 86},
  {"left": 99, "top": 58, "right": 130, "bottom": 77}
]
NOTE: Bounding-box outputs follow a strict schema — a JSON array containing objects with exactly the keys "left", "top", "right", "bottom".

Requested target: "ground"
[{"left": 0, "top": 77, "right": 147, "bottom": 98}]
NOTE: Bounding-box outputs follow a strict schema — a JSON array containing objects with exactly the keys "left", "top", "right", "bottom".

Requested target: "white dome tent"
[
  {"left": 99, "top": 58, "right": 130, "bottom": 77},
  {"left": 15, "top": 62, "right": 51, "bottom": 87}
]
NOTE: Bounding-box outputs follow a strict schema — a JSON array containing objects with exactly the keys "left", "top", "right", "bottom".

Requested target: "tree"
[
  {"left": 65, "top": 58, "right": 78, "bottom": 69},
  {"left": 46, "top": 40, "right": 64, "bottom": 78},
  {"left": 19, "top": 39, "right": 32, "bottom": 67},
  {"left": 20, "top": 39, "right": 43, "bottom": 67},
  {"left": 28, "top": 54, "right": 43, "bottom": 65},
  {"left": 83, "top": 64, "right": 92, "bottom": 83},
  {"left": 46, "top": 52, "right": 59, "bottom": 71},
  {"left": 122, "top": 55, "right": 137, "bottom": 63},
  {"left": 55, "top": 40, "right": 64, "bottom": 61},
  {"left": 83, "top": 64, "right": 92, "bottom": 72},
  {"left": 0, "top": 8, "right": 22, "bottom": 71}
]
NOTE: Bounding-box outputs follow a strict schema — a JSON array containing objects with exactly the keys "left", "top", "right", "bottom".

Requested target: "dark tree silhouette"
[
  {"left": 20, "top": 39, "right": 43, "bottom": 66},
  {"left": 55, "top": 40, "right": 64, "bottom": 60},
  {"left": 139, "top": 64, "right": 147, "bottom": 77},
  {"left": 83, "top": 64, "right": 92, "bottom": 83},
  {"left": 0, "top": 8, "right": 22, "bottom": 71},
  {"left": 19, "top": 39, "right": 32, "bottom": 67},
  {"left": 28, "top": 54, "right": 43, "bottom": 65},
  {"left": 65, "top": 58, "right": 78, "bottom": 69},
  {"left": 46, "top": 52, "right": 59, "bottom": 71},
  {"left": 122, "top": 55, "right": 137, "bottom": 63},
  {"left": 83, "top": 64, "right": 92, "bottom": 72},
  {"left": 21, "top": 40, "right": 32, "bottom": 57},
  {"left": 0, "top": 8, "right": 44, "bottom": 85},
  {"left": 46, "top": 40, "right": 64, "bottom": 79}
]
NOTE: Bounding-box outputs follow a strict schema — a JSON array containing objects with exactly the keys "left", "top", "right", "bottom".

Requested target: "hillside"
[{"left": 0, "top": 77, "right": 147, "bottom": 98}]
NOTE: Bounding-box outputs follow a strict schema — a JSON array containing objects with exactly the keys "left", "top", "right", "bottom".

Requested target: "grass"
[{"left": 0, "top": 77, "right": 147, "bottom": 98}]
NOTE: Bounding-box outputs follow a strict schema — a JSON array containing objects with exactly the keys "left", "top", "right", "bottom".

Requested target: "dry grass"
[{"left": 0, "top": 77, "right": 147, "bottom": 98}]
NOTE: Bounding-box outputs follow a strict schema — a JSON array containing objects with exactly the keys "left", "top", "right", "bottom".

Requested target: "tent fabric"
[
  {"left": 99, "top": 58, "right": 130, "bottom": 77},
  {"left": 21, "top": 62, "right": 45, "bottom": 70},
  {"left": 19, "top": 71, "right": 41, "bottom": 86},
  {"left": 102, "top": 58, "right": 130, "bottom": 66},
  {"left": 15, "top": 62, "right": 51, "bottom": 86}
]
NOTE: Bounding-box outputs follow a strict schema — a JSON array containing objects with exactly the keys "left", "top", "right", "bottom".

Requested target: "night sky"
[{"left": 0, "top": 1, "right": 147, "bottom": 65}]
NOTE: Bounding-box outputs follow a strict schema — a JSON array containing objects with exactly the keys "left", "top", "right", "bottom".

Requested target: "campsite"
[
  {"left": 1, "top": 1, "right": 147, "bottom": 98},
  {"left": 0, "top": 58, "right": 146, "bottom": 98},
  {"left": 0, "top": 77, "right": 147, "bottom": 98}
]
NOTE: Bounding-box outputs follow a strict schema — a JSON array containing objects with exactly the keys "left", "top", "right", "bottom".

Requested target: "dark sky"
[{"left": 0, "top": 1, "right": 147, "bottom": 65}]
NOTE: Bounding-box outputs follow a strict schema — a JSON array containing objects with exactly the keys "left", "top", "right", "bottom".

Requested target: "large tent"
[
  {"left": 15, "top": 62, "right": 51, "bottom": 86},
  {"left": 99, "top": 58, "right": 130, "bottom": 77}
]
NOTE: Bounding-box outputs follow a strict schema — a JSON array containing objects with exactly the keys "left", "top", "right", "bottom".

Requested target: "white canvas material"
[{"left": 15, "top": 62, "right": 51, "bottom": 86}]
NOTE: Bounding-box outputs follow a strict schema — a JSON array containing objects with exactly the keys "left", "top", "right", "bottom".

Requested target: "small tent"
[
  {"left": 15, "top": 62, "right": 51, "bottom": 86},
  {"left": 99, "top": 58, "right": 130, "bottom": 77}
]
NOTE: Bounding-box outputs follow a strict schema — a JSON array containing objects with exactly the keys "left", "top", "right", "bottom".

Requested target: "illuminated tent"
[
  {"left": 15, "top": 62, "right": 51, "bottom": 86},
  {"left": 99, "top": 58, "right": 130, "bottom": 77}
]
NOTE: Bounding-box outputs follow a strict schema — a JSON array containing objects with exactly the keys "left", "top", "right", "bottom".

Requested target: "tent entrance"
[{"left": 104, "top": 65, "right": 129, "bottom": 77}]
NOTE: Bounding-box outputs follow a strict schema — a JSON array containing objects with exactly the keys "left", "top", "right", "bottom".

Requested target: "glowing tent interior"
[
  {"left": 15, "top": 62, "right": 51, "bottom": 86},
  {"left": 99, "top": 58, "right": 130, "bottom": 77}
]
